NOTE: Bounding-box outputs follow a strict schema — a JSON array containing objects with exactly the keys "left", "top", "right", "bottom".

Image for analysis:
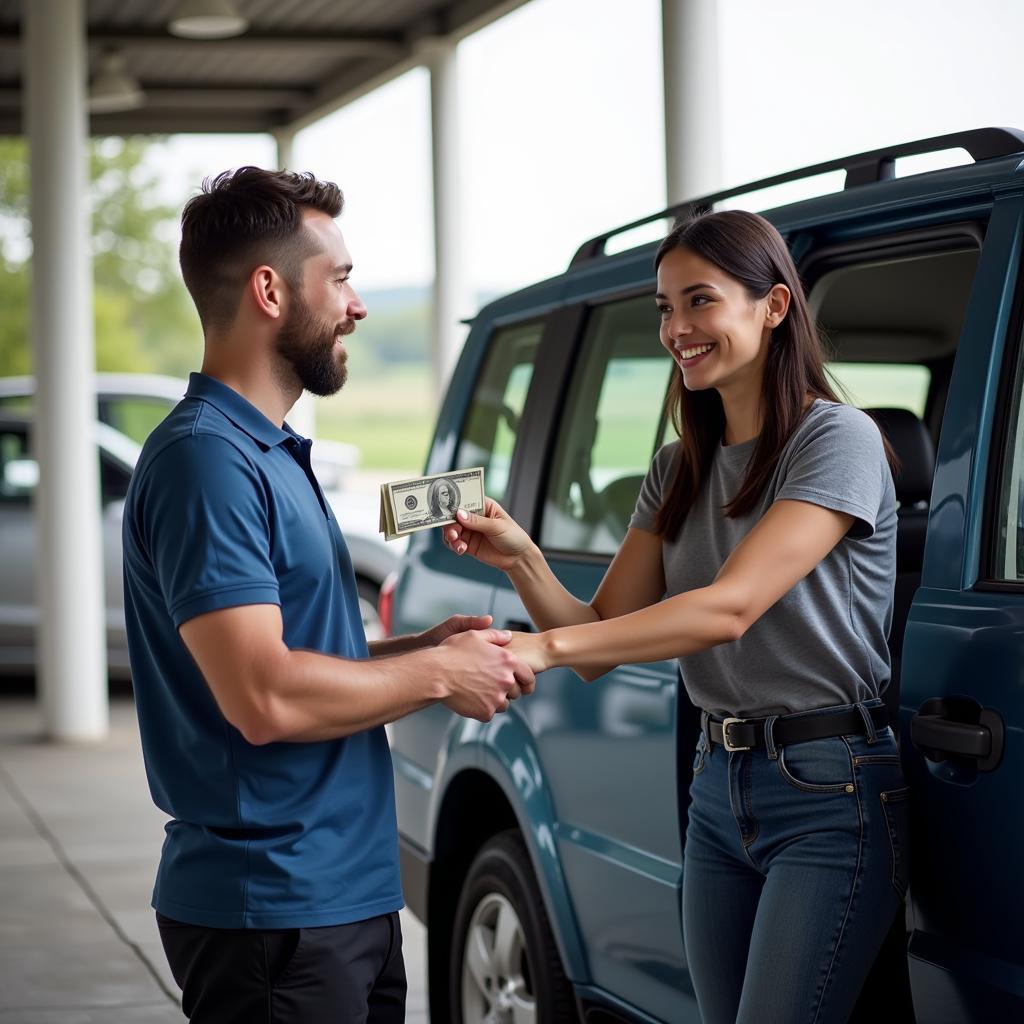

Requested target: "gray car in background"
[{"left": 0, "top": 377, "right": 398, "bottom": 680}]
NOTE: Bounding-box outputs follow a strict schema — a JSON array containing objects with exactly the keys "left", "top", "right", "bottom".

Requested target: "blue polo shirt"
[{"left": 122, "top": 372, "right": 402, "bottom": 929}]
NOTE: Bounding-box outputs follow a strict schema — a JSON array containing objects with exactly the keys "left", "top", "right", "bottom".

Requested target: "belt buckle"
[{"left": 721, "top": 717, "right": 752, "bottom": 752}]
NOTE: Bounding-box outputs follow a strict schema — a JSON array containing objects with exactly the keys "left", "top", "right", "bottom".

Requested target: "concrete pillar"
[
  {"left": 273, "top": 127, "right": 294, "bottom": 170},
  {"left": 661, "top": 0, "right": 722, "bottom": 205},
  {"left": 24, "top": 0, "right": 108, "bottom": 740},
  {"left": 274, "top": 126, "right": 316, "bottom": 438},
  {"left": 421, "top": 38, "right": 470, "bottom": 402}
]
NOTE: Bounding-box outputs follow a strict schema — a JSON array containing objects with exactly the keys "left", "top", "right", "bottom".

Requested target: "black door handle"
[
  {"left": 503, "top": 619, "right": 535, "bottom": 633},
  {"left": 910, "top": 698, "right": 1004, "bottom": 772},
  {"left": 911, "top": 716, "right": 989, "bottom": 757}
]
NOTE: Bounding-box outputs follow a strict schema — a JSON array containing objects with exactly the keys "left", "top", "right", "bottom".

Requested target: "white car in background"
[
  {"left": 0, "top": 373, "right": 361, "bottom": 492},
  {"left": 0, "top": 377, "right": 398, "bottom": 679}
]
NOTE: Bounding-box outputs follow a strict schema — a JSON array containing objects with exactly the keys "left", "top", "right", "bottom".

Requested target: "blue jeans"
[{"left": 682, "top": 700, "right": 910, "bottom": 1024}]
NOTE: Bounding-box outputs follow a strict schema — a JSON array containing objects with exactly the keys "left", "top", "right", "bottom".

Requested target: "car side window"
[
  {"left": 540, "top": 295, "right": 672, "bottom": 556},
  {"left": 98, "top": 397, "right": 176, "bottom": 445},
  {"left": 0, "top": 429, "right": 36, "bottom": 502},
  {"left": 826, "top": 362, "right": 931, "bottom": 417},
  {"left": 454, "top": 321, "right": 541, "bottom": 507},
  {"left": 994, "top": 342, "right": 1024, "bottom": 581}
]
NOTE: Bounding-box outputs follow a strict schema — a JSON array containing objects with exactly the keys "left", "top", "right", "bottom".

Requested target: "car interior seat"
[{"left": 863, "top": 406, "right": 936, "bottom": 725}]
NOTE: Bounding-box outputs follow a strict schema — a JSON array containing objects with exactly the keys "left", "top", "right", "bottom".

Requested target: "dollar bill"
[{"left": 378, "top": 467, "right": 485, "bottom": 542}]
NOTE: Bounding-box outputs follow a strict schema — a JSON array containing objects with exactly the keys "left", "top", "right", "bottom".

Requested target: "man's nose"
[{"left": 349, "top": 289, "right": 368, "bottom": 320}]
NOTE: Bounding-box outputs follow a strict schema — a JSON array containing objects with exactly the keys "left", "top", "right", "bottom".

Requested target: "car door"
[
  {"left": 97, "top": 436, "right": 134, "bottom": 674},
  {"left": 0, "top": 421, "right": 133, "bottom": 677},
  {"left": 0, "top": 424, "right": 39, "bottom": 666},
  {"left": 494, "top": 293, "right": 699, "bottom": 1023},
  {"left": 900, "top": 194, "right": 1024, "bottom": 1021},
  {"left": 390, "top": 318, "right": 543, "bottom": 848}
]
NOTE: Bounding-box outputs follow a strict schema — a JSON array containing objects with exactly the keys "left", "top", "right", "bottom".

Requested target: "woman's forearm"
[
  {"left": 542, "top": 583, "right": 745, "bottom": 672},
  {"left": 507, "top": 543, "right": 601, "bottom": 631}
]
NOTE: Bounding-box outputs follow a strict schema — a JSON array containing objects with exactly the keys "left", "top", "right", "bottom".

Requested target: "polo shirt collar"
[{"left": 185, "top": 372, "right": 293, "bottom": 449}]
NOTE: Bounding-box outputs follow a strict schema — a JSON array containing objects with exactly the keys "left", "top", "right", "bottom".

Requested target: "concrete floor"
[{"left": 0, "top": 696, "right": 428, "bottom": 1023}]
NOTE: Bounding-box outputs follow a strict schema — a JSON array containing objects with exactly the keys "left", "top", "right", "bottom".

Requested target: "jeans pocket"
[
  {"left": 692, "top": 734, "right": 707, "bottom": 777},
  {"left": 776, "top": 736, "right": 855, "bottom": 793},
  {"left": 881, "top": 786, "right": 911, "bottom": 899}
]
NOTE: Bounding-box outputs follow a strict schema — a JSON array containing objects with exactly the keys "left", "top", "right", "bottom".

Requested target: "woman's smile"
[{"left": 675, "top": 341, "right": 717, "bottom": 368}]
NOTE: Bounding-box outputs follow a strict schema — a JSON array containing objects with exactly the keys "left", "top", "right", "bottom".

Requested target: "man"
[{"left": 122, "top": 167, "right": 535, "bottom": 1023}]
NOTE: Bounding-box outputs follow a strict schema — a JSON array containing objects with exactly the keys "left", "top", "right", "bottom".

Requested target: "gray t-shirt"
[{"left": 630, "top": 399, "right": 897, "bottom": 717}]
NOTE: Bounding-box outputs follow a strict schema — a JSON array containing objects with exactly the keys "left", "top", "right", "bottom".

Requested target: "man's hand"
[
  {"left": 420, "top": 613, "right": 495, "bottom": 648},
  {"left": 436, "top": 628, "right": 536, "bottom": 721}
]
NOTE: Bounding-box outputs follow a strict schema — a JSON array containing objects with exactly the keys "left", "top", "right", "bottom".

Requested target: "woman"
[{"left": 444, "top": 210, "right": 908, "bottom": 1023}]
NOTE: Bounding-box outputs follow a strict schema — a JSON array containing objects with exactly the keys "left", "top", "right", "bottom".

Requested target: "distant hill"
[
  {"left": 359, "top": 285, "right": 430, "bottom": 316},
  {"left": 354, "top": 285, "right": 501, "bottom": 368}
]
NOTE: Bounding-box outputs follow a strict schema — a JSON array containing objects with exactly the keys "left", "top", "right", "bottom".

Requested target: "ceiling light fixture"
[
  {"left": 168, "top": 0, "right": 250, "bottom": 39},
  {"left": 88, "top": 51, "right": 145, "bottom": 114}
]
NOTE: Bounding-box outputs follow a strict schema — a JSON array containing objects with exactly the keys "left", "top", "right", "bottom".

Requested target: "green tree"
[{"left": 0, "top": 136, "right": 201, "bottom": 379}]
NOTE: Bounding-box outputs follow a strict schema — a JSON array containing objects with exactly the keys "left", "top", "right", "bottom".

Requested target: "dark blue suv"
[{"left": 386, "top": 128, "right": 1024, "bottom": 1023}]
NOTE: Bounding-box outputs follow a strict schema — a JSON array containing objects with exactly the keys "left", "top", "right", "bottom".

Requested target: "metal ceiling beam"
[
  {"left": 0, "top": 112, "right": 282, "bottom": 134},
  {"left": 0, "top": 27, "right": 405, "bottom": 59},
  {"left": 0, "top": 86, "right": 310, "bottom": 110},
  {"left": 283, "top": 0, "right": 531, "bottom": 133}
]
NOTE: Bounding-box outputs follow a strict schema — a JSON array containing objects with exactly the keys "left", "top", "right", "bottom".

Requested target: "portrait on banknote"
[{"left": 428, "top": 477, "right": 461, "bottom": 518}]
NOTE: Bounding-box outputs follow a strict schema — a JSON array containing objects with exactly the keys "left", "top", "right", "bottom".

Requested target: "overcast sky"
[{"left": 154, "top": 0, "right": 1024, "bottom": 301}]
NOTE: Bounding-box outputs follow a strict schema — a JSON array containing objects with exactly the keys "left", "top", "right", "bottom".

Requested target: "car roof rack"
[{"left": 569, "top": 126, "right": 1024, "bottom": 267}]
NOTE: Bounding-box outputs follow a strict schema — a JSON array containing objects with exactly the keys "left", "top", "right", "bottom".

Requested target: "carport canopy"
[
  {"left": 0, "top": 0, "right": 527, "bottom": 135},
  {"left": 5, "top": 0, "right": 718, "bottom": 741}
]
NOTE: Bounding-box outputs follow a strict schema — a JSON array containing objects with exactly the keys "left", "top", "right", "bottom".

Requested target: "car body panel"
[{"left": 898, "top": 194, "right": 1024, "bottom": 1018}]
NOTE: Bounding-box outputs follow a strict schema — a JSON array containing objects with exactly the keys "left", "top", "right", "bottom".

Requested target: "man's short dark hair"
[{"left": 179, "top": 167, "right": 344, "bottom": 331}]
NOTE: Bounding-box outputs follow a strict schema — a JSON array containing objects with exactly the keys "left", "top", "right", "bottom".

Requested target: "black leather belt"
[{"left": 705, "top": 705, "right": 889, "bottom": 752}]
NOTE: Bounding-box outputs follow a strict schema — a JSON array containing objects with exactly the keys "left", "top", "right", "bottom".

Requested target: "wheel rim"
[
  {"left": 461, "top": 891, "right": 536, "bottom": 1024},
  {"left": 358, "top": 594, "right": 384, "bottom": 642}
]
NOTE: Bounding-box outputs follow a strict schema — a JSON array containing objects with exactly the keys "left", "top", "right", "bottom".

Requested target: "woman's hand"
[
  {"left": 443, "top": 498, "right": 534, "bottom": 572},
  {"left": 505, "top": 631, "right": 552, "bottom": 674}
]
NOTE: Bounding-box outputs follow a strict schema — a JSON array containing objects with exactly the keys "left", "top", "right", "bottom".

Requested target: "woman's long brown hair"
[{"left": 653, "top": 210, "right": 891, "bottom": 540}]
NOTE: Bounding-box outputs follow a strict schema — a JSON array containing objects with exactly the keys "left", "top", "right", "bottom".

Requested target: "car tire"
[
  {"left": 450, "top": 829, "right": 578, "bottom": 1024},
  {"left": 355, "top": 574, "right": 384, "bottom": 643}
]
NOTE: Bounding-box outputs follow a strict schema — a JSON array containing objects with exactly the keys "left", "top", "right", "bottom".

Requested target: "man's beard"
[{"left": 275, "top": 291, "right": 349, "bottom": 397}]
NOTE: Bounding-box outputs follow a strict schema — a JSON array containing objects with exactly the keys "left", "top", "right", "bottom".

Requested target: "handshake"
[{"left": 420, "top": 613, "right": 546, "bottom": 723}]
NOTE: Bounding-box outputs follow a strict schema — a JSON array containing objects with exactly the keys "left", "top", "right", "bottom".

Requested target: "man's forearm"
[{"left": 250, "top": 646, "right": 446, "bottom": 744}]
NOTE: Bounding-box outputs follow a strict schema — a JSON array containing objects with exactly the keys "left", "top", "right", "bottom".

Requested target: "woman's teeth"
[{"left": 677, "top": 343, "right": 715, "bottom": 360}]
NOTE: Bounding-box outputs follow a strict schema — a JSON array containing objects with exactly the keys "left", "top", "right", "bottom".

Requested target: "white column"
[
  {"left": 662, "top": 0, "right": 722, "bottom": 205},
  {"left": 422, "top": 38, "right": 470, "bottom": 402},
  {"left": 273, "top": 127, "right": 295, "bottom": 170},
  {"left": 273, "top": 126, "right": 316, "bottom": 438},
  {"left": 24, "top": 0, "right": 108, "bottom": 740}
]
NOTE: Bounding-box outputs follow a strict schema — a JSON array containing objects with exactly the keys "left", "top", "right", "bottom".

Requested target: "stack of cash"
[{"left": 379, "top": 467, "right": 485, "bottom": 542}]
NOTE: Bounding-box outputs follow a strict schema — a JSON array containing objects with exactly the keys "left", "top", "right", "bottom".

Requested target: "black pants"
[{"left": 156, "top": 910, "right": 407, "bottom": 1023}]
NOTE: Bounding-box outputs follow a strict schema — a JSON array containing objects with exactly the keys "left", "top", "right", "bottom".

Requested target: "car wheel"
[
  {"left": 450, "top": 829, "right": 578, "bottom": 1024},
  {"left": 355, "top": 575, "right": 383, "bottom": 643}
]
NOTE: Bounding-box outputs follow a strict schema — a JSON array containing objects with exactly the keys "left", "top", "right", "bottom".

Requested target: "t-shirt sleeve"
[
  {"left": 775, "top": 405, "right": 889, "bottom": 539},
  {"left": 138, "top": 434, "right": 281, "bottom": 628},
  {"left": 629, "top": 442, "right": 679, "bottom": 533}
]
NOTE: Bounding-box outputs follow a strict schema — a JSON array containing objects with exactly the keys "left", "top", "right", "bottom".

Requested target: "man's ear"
[{"left": 249, "top": 265, "right": 285, "bottom": 321}]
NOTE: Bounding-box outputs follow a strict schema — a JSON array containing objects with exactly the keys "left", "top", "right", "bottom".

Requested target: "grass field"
[
  {"left": 314, "top": 360, "right": 930, "bottom": 472},
  {"left": 315, "top": 364, "right": 436, "bottom": 471}
]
